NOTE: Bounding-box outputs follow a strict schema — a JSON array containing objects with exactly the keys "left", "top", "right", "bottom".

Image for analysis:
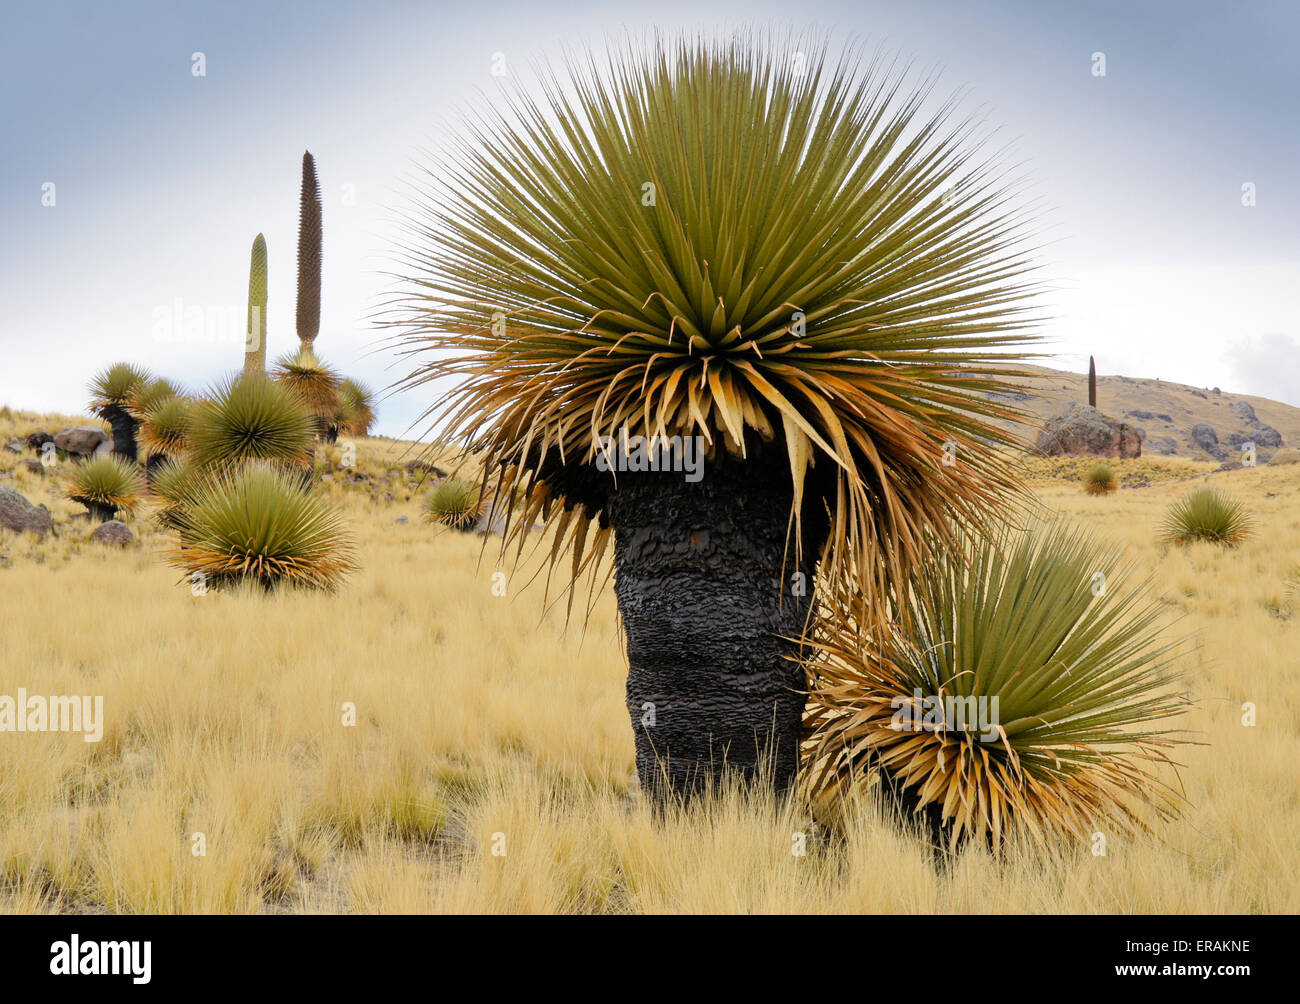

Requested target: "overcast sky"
[{"left": 3, "top": 0, "right": 1297, "bottom": 437}]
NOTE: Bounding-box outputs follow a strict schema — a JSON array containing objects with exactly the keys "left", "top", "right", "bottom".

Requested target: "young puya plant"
[
  {"left": 187, "top": 373, "right": 316, "bottom": 473},
  {"left": 333, "top": 378, "right": 376, "bottom": 439},
  {"left": 165, "top": 462, "right": 356, "bottom": 591},
  {"left": 65, "top": 454, "right": 144, "bottom": 522},
  {"left": 389, "top": 33, "right": 1045, "bottom": 801},
  {"left": 803, "top": 521, "right": 1193, "bottom": 852},
  {"left": 133, "top": 379, "right": 190, "bottom": 482},
  {"left": 424, "top": 477, "right": 483, "bottom": 532}
]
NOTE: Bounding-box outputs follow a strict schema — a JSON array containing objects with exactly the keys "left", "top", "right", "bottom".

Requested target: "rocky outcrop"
[
  {"left": 1035, "top": 404, "right": 1142, "bottom": 458},
  {"left": 1223, "top": 401, "right": 1283, "bottom": 452},
  {"left": 53, "top": 425, "right": 109, "bottom": 458},
  {"left": 0, "top": 487, "right": 54, "bottom": 537},
  {"left": 1191, "top": 423, "right": 1222, "bottom": 458}
]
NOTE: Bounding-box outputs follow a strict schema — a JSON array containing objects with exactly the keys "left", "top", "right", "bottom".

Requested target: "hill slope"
[{"left": 989, "top": 364, "right": 1300, "bottom": 459}]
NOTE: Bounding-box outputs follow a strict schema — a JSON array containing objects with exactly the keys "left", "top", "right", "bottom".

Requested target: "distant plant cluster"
[{"left": 63, "top": 152, "right": 377, "bottom": 592}]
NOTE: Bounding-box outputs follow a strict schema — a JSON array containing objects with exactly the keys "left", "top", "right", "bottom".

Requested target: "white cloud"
[{"left": 1224, "top": 333, "right": 1300, "bottom": 406}]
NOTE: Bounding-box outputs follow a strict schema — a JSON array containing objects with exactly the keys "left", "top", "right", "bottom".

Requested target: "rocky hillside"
[{"left": 987, "top": 364, "right": 1300, "bottom": 460}]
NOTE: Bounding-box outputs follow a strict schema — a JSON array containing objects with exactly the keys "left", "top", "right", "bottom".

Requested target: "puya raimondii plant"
[
  {"left": 89, "top": 362, "right": 151, "bottom": 462},
  {"left": 387, "top": 32, "right": 1045, "bottom": 801},
  {"left": 275, "top": 151, "right": 341, "bottom": 440}
]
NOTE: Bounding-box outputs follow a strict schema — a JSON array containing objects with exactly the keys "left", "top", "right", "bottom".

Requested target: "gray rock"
[
  {"left": 1146, "top": 435, "right": 1179, "bottom": 455},
  {"left": 19, "top": 459, "right": 45, "bottom": 475},
  {"left": 473, "top": 503, "right": 510, "bottom": 536},
  {"left": 1230, "top": 401, "right": 1257, "bottom": 423},
  {"left": 4, "top": 438, "right": 22, "bottom": 454},
  {"left": 1191, "top": 423, "right": 1223, "bottom": 458},
  {"left": 54, "top": 425, "right": 109, "bottom": 458},
  {"left": 1126, "top": 410, "right": 1172, "bottom": 423},
  {"left": 89, "top": 519, "right": 133, "bottom": 547},
  {"left": 0, "top": 487, "right": 54, "bottom": 537},
  {"left": 393, "top": 514, "right": 409, "bottom": 525},
  {"left": 1035, "top": 403, "right": 1142, "bottom": 458},
  {"left": 25, "top": 431, "right": 53, "bottom": 452},
  {"left": 1229, "top": 427, "right": 1282, "bottom": 451}
]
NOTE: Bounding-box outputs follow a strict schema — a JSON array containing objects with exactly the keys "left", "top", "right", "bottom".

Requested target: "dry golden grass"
[{"left": 1, "top": 407, "right": 1297, "bottom": 913}]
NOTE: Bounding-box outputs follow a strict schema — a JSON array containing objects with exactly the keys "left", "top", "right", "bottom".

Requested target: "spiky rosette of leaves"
[
  {"left": 424, "top": 477, "right": 483, "bottom": 531},
  {"left": 1084, "top": 462, "right": 1116, "bottom": 495},
  {"left": 128, "top": 377, "right": 182, "bottom": 419},
  {"left": 387, "top": 32, "right": 1044, "bottom": 610},
  {"left": 188, "top": 373, "right": 316, "bottom": 471},
  {"left": 149, "top": 456, "right": 195, "bottom": 529},
  {"left": 140, "top": 396, "right": 193, "bottom": 456},
  {"left": 803, "top": 521, "right": 1192, "bottom": 850},
  {"left": 89, "top": 362, "right": 152, "bottom": 414},
  {"left": 166, "top": 463, "right": 356, "bottom": 591},
  {"left": 273, "top": 348, "right": 340, "bottom": 431},
  {"left": 1161, "top": 488, "right": 1254, "bottom": 547},
  {"left": 335, "top": 378, "right": 376, "bottom": 437},
  {"left": 64, "top": 454, "right": 143, "bottom": 521}
]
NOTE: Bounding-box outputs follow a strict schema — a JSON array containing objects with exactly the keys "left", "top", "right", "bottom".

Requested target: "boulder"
[
  {"left": 54, "top": 425, "right": 109, "bottom": 458},
  {"left": 25, "top": 431, "right": 53, "bottom": 452},
  {"left": 89, "top": 519, "right": 133, "bottom": 547},
  {"left": 4, "top": 439, "right": 22, "bottom": 454},
  {"left": 473, "top": 503, "right": 510, "bottom": 536},
  {"left": 1035, "top": 403, "right": 1142, "bottom": 458},
  {"left": 1145, "top": 435, "right": 1179, "bottom": 455},
  {"left": 1126, "top": 410, "right": 1172, "bottom": 423},
  {"left": 1254, "top": 424, "right": 1283, "bottom": 448},
  {"left": 0, "top": 487, "right": 54, "bottom": 537},
  {"left": 19, "top": 459, "right": 44, "bottom": 475},
  {"left": 1230, "top": 401, "right": 1258, "bottom": 423},
  {"left": 1190, "top": 423, "right": 1222, "bottom": 458}
]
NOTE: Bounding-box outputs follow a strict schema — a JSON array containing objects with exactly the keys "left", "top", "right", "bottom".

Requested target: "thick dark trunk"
[
  {"left": 145, "top": 452, "right": 170, "bottom": 486},
  {"left": 606, "top": 445, "right": 828, "bottom": 802},
  {"left": 104, "top": 405, "right": 139, "bottom": 462},
  {"left": 87, "top": 501, "right": 116, "bottom": 522}
]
